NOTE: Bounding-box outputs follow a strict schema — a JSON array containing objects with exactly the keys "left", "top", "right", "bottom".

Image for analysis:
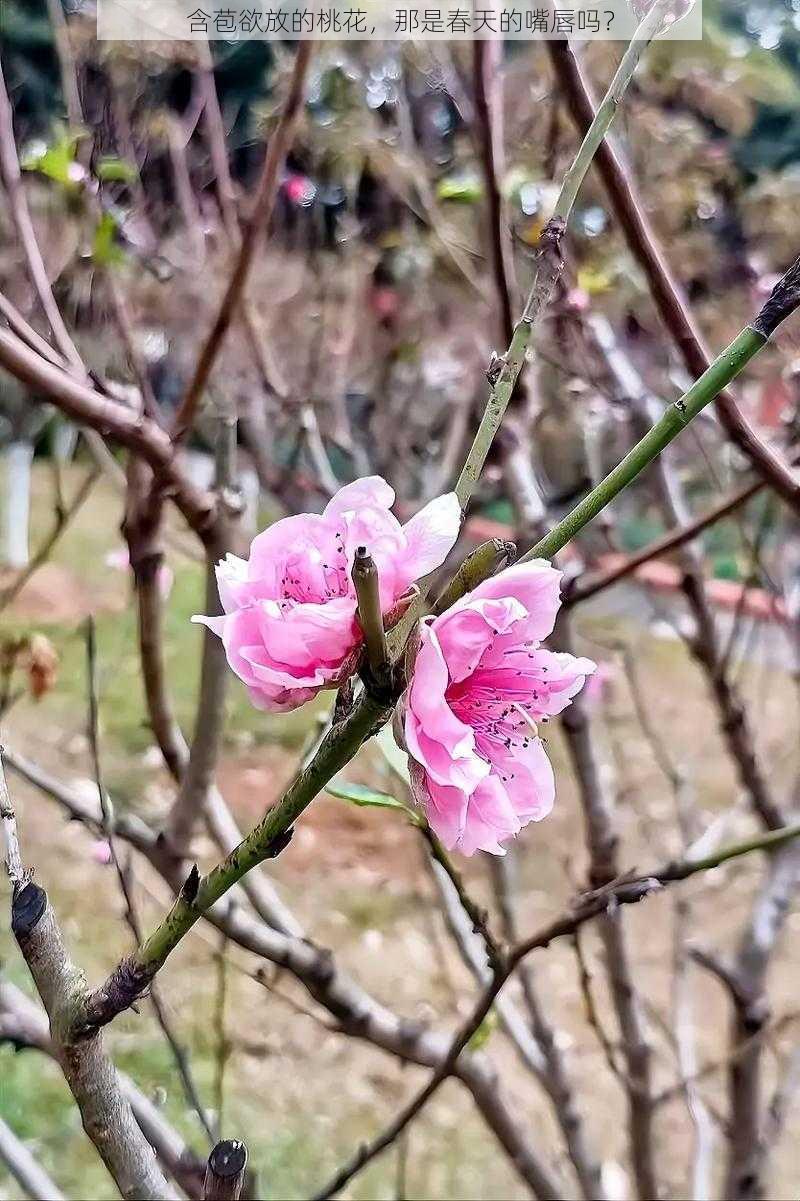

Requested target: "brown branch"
[
  {"left": 586, "top": 314, "right": 784, "bottom": 831},
  {"left": 0, "top": 978, "right": 207, "bottom": 1198},
  {"left": 546, "top": 40, "right": 800, "bottom": 514},
  {"left": 171, "top": 42, "right": 314, "bottom": 444},
  {"left": 166, "top": 415, "right": 243, "bottom": 853},
  {"left": 565, "top": 459, "right": 797, "bottom": 605},
  {"left": 1, "top": 759, "right": 176, "bottom": 1201},
  {"left": 0, "top": 328, "right": 217, "bottom": 540},
  {"left": 556, "top": 608, "right": 659, "bottom": 1200}
]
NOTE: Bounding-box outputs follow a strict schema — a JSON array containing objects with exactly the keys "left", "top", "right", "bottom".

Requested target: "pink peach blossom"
[
  {"left": 401, "top": 561, "right": 595, "bottom": 855},
  {"left": 194, "top": 477, "right": 461, "bottom": 713}
]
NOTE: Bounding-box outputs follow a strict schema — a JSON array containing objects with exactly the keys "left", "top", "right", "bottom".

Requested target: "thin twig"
[
  {"left": 83, "top": 620, "right": 215, "bottom": 1146},
  {"left": 310, "top": 823, "right": 800, "bottom": 1199},
  {"left": 0, "top": 1114, "right": 65, "bottom": 1201},
  {"left": 171, "top": 43, "right": 314, "bottom": 444},
  {"left": 0, "top": 466, "right": 100, "bottom": 612},
  {"left": 547, "top": 38, "right": 800, "bottom": 513}
]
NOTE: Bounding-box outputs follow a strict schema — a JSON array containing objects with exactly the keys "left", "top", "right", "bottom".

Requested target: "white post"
[{"left": 1, "top": 441, "right": 34, "bottom": 569}]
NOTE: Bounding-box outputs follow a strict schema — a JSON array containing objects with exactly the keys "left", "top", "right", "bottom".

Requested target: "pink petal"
[
  {"left": 465, "top": 560, "right": 563, "bottom": 643},
  {"left": 490, "top": 737, "right": 555, "bottom": 824},
  {"left": 248, "top": 513, "right": 333, "bottom": 587},
  {"left": 323, "top": 476, "right": 396, "bottom": 519},
  {"left": 459, "top": 775, "right": 522, "bottom": 856},
  {"left": 255, "top": 597, "right": 359, "bottom": 671},
  {"left": 410, "top": 767, "right": 469, "bottom": 851},
  {"left": 433, "top": 596, "right": 528, "bottom": 683},
  {"left": 398, "top": 492, "right": 462, "bottom": 586},
  {"left": 215, "top": 554, "right": 250, "bottom": 611},
  {"left": 403, "top": 626, "right": 488, "bottom": 793}
]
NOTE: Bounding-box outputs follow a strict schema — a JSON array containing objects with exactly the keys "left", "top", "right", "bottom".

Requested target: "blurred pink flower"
[
  {"left": 401, "top": 562, "right": 595, "bottom": 855},
  {"left": 583, "top": 660, "right": 616, "bottom": 707},
  {"left": 90, "top": 839, "right": 112, "bottom": 865},
  {"left": 194, "top": 477, "right": 461, "bottom": 713},
  {"left": 105, "top": 548, "right": 173, "bottom": 599},
  {"left": 566, "top": 287, "right": 590, "bottom": 312}
]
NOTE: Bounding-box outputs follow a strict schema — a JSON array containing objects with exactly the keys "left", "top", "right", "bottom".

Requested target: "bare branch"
[
  {"left": 0, "top": 1114, "right": 65, "bottom": 1201},
  {"left": 0, "top": 328, "right": 217, "bottom": 539},
  {"left": 2, "top": 758, "right": 176, "bottom": 1200},
  {"left": 0, "top": 978, "right": 207, "bottom": 1197},
  {"left": 172, "top": 42, "right": 314, "bottom": 444},
  {"left": 547, "top": 40, "right": 800, "bottom": 513}
]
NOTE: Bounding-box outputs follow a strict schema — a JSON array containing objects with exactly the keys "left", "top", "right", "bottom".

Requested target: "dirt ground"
[{"left": 1, "top": 469, "right": 799, "bottom": 1200}]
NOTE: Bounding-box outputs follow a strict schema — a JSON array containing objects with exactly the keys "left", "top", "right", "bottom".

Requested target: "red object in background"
[
  {"left": 283, "top": 172, "right": 314, "bottom": 206},
  {"left": 757, "top": 377, "right": 792, "bottom": 430},
  {"left": 371, "top": 284, "right": 400, "bottom": 324}
]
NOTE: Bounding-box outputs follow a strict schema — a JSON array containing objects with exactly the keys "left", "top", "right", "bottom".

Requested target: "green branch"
[
  {"left": 74, "top": 687, "right": 394, "bottom": 1034},
  {"left": 451, "top": 0, "right": 669, "bottom": 515},
  {"left": 521, "top": 326, "right": 767, "bottom": 563}
]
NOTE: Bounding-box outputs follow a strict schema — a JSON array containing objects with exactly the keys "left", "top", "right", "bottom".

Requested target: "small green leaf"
[
  {"left": 468, "top": 1008, "right": 498, "bottom": 1051},
  {"left": 92, "top": 212, "right": 126, "bottom": 268},
  {"left": 327, "top": 779, "right": 420, "bottom": 823},
  {"left": 435, "top": 172, "right": 483, "bottom": 204},
  {"left": 22, "top": 130, "right": 84, "bottom": 188},
  {"left": 95, "top": 157, "right": 138, "bottom": 184}
]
